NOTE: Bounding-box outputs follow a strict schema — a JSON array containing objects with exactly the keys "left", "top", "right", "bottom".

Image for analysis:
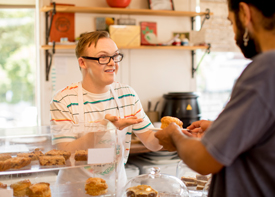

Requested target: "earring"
[{"left": 243, "top": 27, "right": 249, "bottom": 47}]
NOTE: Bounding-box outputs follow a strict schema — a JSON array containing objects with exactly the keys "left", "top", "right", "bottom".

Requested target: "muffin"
[{"left": 160, "top": 116, "right": 183, "bottom": 129}]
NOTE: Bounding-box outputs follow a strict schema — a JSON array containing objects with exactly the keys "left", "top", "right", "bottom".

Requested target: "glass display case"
[
  {"left": 176, "top": 160, "right": 211, "bottom": 197},
  {"left": 0, "top": 120, "right": 120, "bottom": 196},
  {"left": 122, "top": 167, "right": 189, "bottom": 197}
]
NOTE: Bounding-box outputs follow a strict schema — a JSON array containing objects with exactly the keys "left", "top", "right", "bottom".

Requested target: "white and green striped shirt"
[{"left": 50, "top": 81, "right": 153, "bottom": 163}]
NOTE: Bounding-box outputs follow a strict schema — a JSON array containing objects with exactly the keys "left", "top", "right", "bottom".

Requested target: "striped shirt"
[{"left": 50, "top": 81, "right": 153, "bottom": 163}]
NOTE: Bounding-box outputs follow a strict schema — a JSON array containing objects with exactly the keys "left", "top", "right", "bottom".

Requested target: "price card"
[{"left": 88, "top": 148, "right": 115, "bottom": 164}]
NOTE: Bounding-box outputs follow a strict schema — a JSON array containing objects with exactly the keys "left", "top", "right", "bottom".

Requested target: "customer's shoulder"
[{"left": 253, "top": 51, "right": 275, "bottom": 67}]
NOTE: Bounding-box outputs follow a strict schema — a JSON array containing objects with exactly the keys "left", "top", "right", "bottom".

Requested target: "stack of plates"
[{"left": 137, "top": 151, "right": 180, "bottom": 164}]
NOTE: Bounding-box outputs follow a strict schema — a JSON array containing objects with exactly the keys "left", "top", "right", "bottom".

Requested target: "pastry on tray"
[
  {"left": 0, "top": 153, "right": 12, "bottom": 161},
  {"left": 38, "top": 156, "right": 65, "bottom": 166},
  {"left": 160, "top": 116, "right": 183, "bottom": 129},
  {"left": 85, "top": 177, "right": 108, "bottom": 196},
  {"left": 75, "top": 150, "right": 88, "bottom": 161},
  {"left": 27, "top": 182, "right": 51, "bottom": 197},
  {"left": 0, "top": 182, "right": 7, "bottom": 189},
  {"left": 17, "top": 152, "right": 43, "bottom": 161},
  {"left": 9, "top": 157, "right": 32, "bottom": 169},
  {"left": 0, "top": 159, "right": 12, "bottom": 171},
  {"left": 10, "top": 179, "right": 31, "bottom": 197},
  {"left": 45, "top": 149, "right": 71, "bottom": 160},
  {"left": 126, "top": 185, "right": 158, "bottom": 197}
]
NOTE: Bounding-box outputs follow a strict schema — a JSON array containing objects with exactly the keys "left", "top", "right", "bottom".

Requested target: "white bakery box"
[{"left": 0, "top": 121, "right": 121, "bottom": 197}]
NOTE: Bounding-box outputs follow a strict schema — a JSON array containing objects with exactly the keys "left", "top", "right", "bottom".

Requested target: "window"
[
  {"left": 0, "top": 8, "right": 37, "bottom": 128},
  {"left": 196, "top": 51, "right": 251, "bottom": 120}
]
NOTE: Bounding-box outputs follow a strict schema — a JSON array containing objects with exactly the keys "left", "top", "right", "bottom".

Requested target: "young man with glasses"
[{"left": 50, "top": 31, "right": 162, "bottom": 192}]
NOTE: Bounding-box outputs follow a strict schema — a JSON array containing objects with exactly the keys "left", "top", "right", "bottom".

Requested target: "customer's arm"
[
  {"left": 135, "top": 130, "right": 163, "bottom": 151},
  {"left": 155, "top": 123, "right": 223, "bottom": 175}
]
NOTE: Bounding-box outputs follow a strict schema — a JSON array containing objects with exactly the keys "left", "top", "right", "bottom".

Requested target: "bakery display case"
[
  {"left": 0, "top": 120, "right": 120, "bottom": 196},
  {"left": 176, "top": 160, "right": 211, "bottom": 197},
  {"left": 122, "top": 167, "right": 189, "bottom": 197}
]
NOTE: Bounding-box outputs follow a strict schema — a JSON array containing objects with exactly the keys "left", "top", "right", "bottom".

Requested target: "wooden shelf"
[
  {"left": 41, "top": 44, "right": 209, "bottom": 50},
  {"left": 41, "top": 6, "right": 213, "bottom": 17}
]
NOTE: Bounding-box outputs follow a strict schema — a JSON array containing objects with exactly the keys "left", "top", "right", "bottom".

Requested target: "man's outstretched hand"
[{"left": 105, "top": 114, "right": 143, "bottom": 130}]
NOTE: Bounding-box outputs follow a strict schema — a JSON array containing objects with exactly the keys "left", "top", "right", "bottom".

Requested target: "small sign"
[
  {"left": 88, "top": 148, "right": 115, "bottom": 164},
  {"left": 186, "top": 104, "right": 192, "bottom": 110}
]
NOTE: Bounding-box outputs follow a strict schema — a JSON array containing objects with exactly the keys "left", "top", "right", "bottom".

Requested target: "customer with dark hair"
[{"left": 155, "top": 0, "right": 275, "bottom": 196}]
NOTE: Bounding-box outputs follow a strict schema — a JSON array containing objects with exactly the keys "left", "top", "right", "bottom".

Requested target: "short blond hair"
[{"left": 75, "top": 31, "right": 110, "bottom": 58}]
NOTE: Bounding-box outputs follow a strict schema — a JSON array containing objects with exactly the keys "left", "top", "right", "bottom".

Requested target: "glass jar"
[{"left": 122, "top": 167, "right": 189, "bottom": 197}]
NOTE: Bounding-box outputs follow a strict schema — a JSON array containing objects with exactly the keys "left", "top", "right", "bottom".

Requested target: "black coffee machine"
[{"left": 161, "top": 92, "right": 201, "bottom": 127}]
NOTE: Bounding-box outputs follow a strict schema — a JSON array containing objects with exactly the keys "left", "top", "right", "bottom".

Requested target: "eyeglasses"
[{"left": 81, "top": 53, "right": 123, "bottom": 65}]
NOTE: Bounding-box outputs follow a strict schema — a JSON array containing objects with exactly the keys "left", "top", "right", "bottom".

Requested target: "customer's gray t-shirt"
[{"left": 201, "top": 51, "right": 275, "bottom": 197}]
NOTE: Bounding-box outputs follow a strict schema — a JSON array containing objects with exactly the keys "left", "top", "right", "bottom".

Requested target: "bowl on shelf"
[{"left": 106, "top": 0, "right": 131, "bottom": 8}]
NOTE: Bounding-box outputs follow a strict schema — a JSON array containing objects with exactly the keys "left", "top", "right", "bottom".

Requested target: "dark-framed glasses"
[{"left": 81, "top": 53, "right": 123, "bottom": 65}]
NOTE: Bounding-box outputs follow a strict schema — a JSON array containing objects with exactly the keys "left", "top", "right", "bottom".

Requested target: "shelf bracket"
[
  {"left": 192, "top": 43, "right": 211, "bottom": 78},
  {"left": 45, "top": 2, "right": 56, "bottom": 81},
  {"left": 45, "top": 42, "right": 55, "bottom": 81},
  {"left": 200, "top": 8, "right": 211, "bottom": 30},
  {"left": 191, "top": 8, "right": 211, "bottom": 31}
]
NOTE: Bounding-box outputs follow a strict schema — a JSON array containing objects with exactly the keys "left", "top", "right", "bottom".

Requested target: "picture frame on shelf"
[{"left": 148, "top": 0, "right": 174, "bottom": 10}]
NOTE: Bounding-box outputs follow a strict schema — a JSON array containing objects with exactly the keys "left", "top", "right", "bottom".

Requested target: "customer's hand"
[
  {"left": 154, "top": 123, "right": 183, "bottom": 151},
  {"left": 105, "top": 114, "right": 143, "bottom": 130},
  {"left": 186, "top": 120, "right": 213, "bottom": 138}
]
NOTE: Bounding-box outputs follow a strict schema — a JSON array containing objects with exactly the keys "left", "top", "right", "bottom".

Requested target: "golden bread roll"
[
  {"left": 160, "top": 116, "right": 183, "bottom": 129},
  {"left": 85, "top": 177, "right": 108, "bottom": 196},
  {"left": 10, "top": 179, "right": 31, "bottom": 196},
  {"left": 27, "top": 182, "right": 51, "bottom": 197}
]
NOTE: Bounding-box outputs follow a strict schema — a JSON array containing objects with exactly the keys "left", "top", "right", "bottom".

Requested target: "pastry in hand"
[
  {"left": 126, "top": 185, "right": 158, "bottom": 197},
  {"left": 85, "top": 177, "right": 108, "bottom": 196},
  {"left": 10, "top": 179, "right": 31, "bottom": 196},
  {"left": 27, "top": 182, "right": 51, "bottom": 197},
  {"left": 45, "top": 149, "right": 71, "bottom": 160},
  {"left": 160, "top": 116, "right": 183, "bottom": 129}
]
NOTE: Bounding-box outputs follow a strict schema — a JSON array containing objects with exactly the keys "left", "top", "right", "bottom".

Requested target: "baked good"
[
  {"left": 75, "top": 150, "right": 88, "bottom": 161},
  {"left": 126, "top": 185, "right": 158, "bottom": 197},
  {"left": 196, "top": 185, "right": 205, "bottom": 190},
  {"left": 27, "top": 182, "right": 51, "bottom": 197},
  {"left": 196, "top": 179, "right": 207, "bottom": 186},
  {"left": 196, "top": 174, "right": 209, "bottom": 181},
  {"left": 185, "top": 182, "right": 197, "bottom": 187},
  {"left": 160, "top": 116, "right": 183, "bottom": 129},
  {"left": 38, "top": 156, "right": 65, "bottom": 166},
  {"left": 0, "top": 159, "right": 12, "bottom": 171},
  {"left": 45, "top": 149, "right": 71, "bottom": 160},
  {"left": 181, "top": 177, "right": 196, "bottom": 183},
  {"left": 10, "top": 179, "right": 31, "bottom": 196},
  {"left": 9, "top": 157, "right": 31, "bottom": 169},
  {"left": 17, "top": 152, "right": 42, "bottom": 161},
  {"left": 0, "top": 153, "right": 12, "bottom": 161},
  {"left": 85, "top": 177, "right": 108, "bottom": 196},
  {"left": 0, "top": 182, "right": 7, "bottom": 189}
]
